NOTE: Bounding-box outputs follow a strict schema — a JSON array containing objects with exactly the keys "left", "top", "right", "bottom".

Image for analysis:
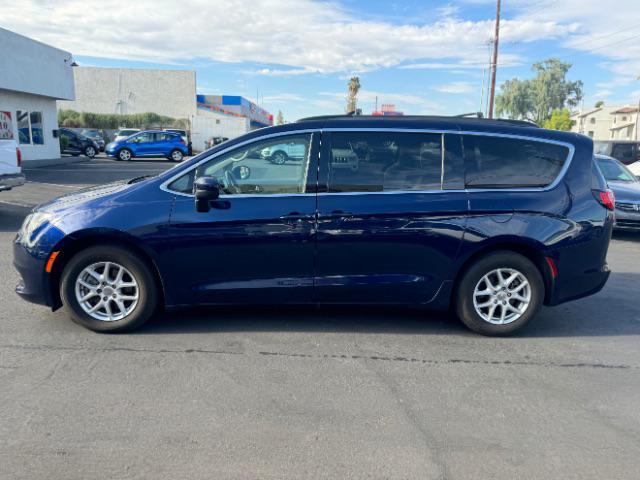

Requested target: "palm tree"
[{"left": 346, "top": 76, "right": 361, "bottom": 114}]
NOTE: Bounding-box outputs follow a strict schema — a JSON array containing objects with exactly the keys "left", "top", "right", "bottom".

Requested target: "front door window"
[{"left": 168, "top": 134, "right": 312, "bottom": 195}]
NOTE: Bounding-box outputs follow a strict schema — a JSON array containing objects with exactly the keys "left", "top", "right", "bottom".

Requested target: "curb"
[{"left": 22, "top": 156, "right": 89, "bottom": 169}]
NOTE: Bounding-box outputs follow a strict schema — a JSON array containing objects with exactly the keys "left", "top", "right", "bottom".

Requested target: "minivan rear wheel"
[
  {"left": 60, "top": 245, "right": 158, "bottom": 332},
  {"left": 455, "top": 251, "right": 544, "bottom": 336}
]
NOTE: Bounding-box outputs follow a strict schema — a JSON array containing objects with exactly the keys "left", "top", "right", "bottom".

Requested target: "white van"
[{"left": 0, "top": 138, "right": 25, "bottom": 192}]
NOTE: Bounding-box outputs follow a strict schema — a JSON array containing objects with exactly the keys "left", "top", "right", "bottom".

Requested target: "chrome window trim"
[
  {"left": 322, "top": 127, "right": 575, "bottom": 195},
  {"left": 159, "top": 128, "right": 320, "bottom": 198},
  {"left": 160, "top": 127, "right": 575, "bottom": 198}
]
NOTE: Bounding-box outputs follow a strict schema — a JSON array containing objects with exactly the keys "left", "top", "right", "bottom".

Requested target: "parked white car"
[
  {"left": 113, "top": 128, "right": 141, "bottom": 143},
  {"left": 0, "top": 138, "right": 25, "bottom": 192},
  {"left": 261, "top": 141, "right": 307, "bottom": 164},
  {"left": 628, "top": 160, "right": 640, "bottom": 178}
]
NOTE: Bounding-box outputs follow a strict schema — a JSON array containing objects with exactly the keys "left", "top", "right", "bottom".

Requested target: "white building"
[
  {"left": 571, "top": 105, "right": 639, "bottom": 141},
  {"left": 59, "top": 67, "right": 197, "bottom": 119},
  {"left": 0, "top": 27, "right": 75, "bottom": 163}
]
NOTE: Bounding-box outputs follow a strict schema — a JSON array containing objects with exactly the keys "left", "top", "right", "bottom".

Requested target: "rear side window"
[
  {"left": 461, "top": 135, "right": 569, "bottom": 188},
  {"left": 327, "top": 132, "right": 442, "bottom": 193}
]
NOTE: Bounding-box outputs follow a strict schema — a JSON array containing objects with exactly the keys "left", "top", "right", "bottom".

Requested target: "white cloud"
[
  {"left": 515, "top": 1, "right": 640, "bottom": 85},
  {"left": 262, "top": 93, "right": 306, "bottom": 103},
  {"left": 594, "top": 90, "right": 612, "bottom": 99},
  {"left": 1, "top": 0, "right": 578, "bottom": 74},
  {"left": 432, "top": 82, "right": 476, "bottom": 94}
]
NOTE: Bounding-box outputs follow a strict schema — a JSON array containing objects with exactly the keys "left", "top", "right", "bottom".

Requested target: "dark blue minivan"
[{"left": 13, "top": 116, "right": 614, "bottom": 335}]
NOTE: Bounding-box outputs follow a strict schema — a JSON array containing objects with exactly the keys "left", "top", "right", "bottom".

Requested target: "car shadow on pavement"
[
  {"left": 138, "top": 271, "right": 640, "bottom": 338},
  {"left": 141, "top": 305, "right": 469, "bottom": 336},
  {"left": 612, "top": 231, "right": 640, "bottom": 242}
]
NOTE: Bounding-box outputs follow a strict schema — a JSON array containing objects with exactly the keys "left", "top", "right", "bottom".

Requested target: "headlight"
[{"left": 20, "top": 212, "right": 54, "bottom": 247}]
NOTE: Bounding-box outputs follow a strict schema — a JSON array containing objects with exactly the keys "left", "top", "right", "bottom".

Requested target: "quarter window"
[
  {"left": 461, "top": 135, "right": 569, "bottom": 188},
  {"left": 168, "top": 134, "right": 312, "bottom": 195},
  {"left": 327, "top": 132, "right": 442, "bottom": 193}
]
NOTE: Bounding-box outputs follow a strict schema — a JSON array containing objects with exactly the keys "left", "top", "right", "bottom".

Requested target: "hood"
[
  {"left": 35, "top": 179, "right": 136, "bottom": 214},
  {"left": 608, "top": 181, "right": 640, "bottom": 203}
]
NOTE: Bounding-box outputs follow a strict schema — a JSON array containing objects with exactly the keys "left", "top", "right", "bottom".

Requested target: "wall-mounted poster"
[{"left": 0, "top": 111, "right": 14, "bottom": 139}]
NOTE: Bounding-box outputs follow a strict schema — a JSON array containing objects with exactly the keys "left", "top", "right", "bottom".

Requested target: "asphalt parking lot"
[{"left": 1, "top": 158, "right": 640, "bottom": 479}]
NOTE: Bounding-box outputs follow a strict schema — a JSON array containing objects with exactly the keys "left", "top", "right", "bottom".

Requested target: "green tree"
[
  {"left": 541, "top": 108, "right": 575, "bottom": 131},
  {"left": 495, "top": 58, "right": 583, "bottom": 125},
  {"left": 595, "top": 100, "right": 605, "bottom": 108}
]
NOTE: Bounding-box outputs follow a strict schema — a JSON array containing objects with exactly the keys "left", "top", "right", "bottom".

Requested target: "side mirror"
[
  {"left": 232, "top": 165, "right": 251, "bottom": 180},
  {"left": 194, "top": 176, "right": 220, "bottom": 212}
]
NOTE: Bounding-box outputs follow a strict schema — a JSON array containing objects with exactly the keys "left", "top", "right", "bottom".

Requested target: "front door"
[
  {"left": 129, "top": 132, "right": 157, "bottom": 156},
  {"left": 315, "top": 130, "right": 467, "bottom": 304},
  {"left": 165, "top": 132, "right": 319, "bottom": 306}
]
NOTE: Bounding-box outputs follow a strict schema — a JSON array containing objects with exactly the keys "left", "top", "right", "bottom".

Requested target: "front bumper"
[
  {"left": 0, "top": 173, "right": 26, "bottom": 192},
  {"left": 13, "top": 240, "right": 51, "bottom": 307},
  {"left": 614, "top": 209, "right": 640, "bottom": 231}
]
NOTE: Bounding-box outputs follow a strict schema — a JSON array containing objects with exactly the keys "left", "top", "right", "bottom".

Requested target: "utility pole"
[{"left": 488, "top": 0, "right": 501, "bottom": 119}]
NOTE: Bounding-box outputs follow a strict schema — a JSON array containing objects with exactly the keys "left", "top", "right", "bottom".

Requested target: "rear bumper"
[{"left": 0, "top": 173, "right": 25, "bottom": 191}]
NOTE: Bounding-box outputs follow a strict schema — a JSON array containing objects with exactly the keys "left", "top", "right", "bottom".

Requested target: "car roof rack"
[{"left": 296, "top": 114, "right": 540, "bottom": 128}]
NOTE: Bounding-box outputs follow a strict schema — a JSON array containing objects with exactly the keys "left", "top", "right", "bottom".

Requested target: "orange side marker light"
[{"left": 45, "top": 251, "right": 60, "bottom": 273}]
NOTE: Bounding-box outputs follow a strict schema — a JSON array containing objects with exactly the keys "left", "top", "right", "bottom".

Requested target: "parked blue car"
[
  {"left": 14, "top": 116, "right": 614, "bottom": 335},
  {"left": 105, "top": 130, "right": 188, "bottom": 162}
]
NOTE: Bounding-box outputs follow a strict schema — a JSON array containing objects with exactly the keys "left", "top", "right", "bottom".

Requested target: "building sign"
[{"left": 0, "top": 111, "right": 13, "bottom": 139}]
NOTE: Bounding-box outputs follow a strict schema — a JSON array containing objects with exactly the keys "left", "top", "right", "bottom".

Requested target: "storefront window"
[
  {"left": 30, "top": 111, "right": 44, "bottom": 145},
  {"left": 15, "top": 110, "right": 44, "bottom": 145},
  {"left": 17, "top": 110, "right": 31, "bottom": 145}
]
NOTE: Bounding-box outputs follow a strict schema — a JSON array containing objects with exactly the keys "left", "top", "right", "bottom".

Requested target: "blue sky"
[{"left": 4, "top": 0, "right": 640, "bottom": 121}]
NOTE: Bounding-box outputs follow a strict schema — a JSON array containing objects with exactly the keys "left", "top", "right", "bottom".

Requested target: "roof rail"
[{"left": 297, "top": 114, "right": 540, "bottom": 127}]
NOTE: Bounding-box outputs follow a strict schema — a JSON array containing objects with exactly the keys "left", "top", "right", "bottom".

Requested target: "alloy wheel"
[
  {"left": 74, "top": 261, "right": 139, "bottom": 322},
  {"left": 472, "top": 268, "right": 531, "bottom": 325}
]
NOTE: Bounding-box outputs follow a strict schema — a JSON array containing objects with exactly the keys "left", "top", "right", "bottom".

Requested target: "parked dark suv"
[
  {"left": 594, "top": 140, "right": 640, "bottom": 166},
  {"left": 58, "top": 128, "right": 99, "bottom": 158},
  {"left": 14, "top": 116, "right": 613, "bottom": 335}
]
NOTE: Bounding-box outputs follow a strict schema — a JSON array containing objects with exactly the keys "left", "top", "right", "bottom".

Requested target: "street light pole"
[{"left": 488, "top": 0, "right": 501, "bottom": 119}]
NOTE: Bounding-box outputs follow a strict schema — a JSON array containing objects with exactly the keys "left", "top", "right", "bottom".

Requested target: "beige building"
[
  {"left": 571, "top": 105, "right": 639, "bottom": 141},
  {"left": 609, "top": 106, "right": 639, "bottom": 141},
  {"left": 59, "top": 67, "right": 197, "bottom": 120}
]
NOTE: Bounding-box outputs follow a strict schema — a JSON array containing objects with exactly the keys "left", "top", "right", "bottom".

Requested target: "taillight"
[
  {"left": 593, "top": 189, "right": 615, "bottom": 211},
  {"left": 16, "top": 147, "right": 22, "bottom": 167}
]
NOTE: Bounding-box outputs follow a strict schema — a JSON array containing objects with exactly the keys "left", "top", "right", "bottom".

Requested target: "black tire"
[
  {"left": 118, "top": 149, "right": 133, "bottom": 161},
  {"left": 84, "top": 146, "right": 96, "bottom": 158},
  {"left": 455, "top": 251, "right": 544, "bottom": 336},
  {"left": 270, "top": 150, "right": 288, "bottom": 165},
  {"left": 60, "top": 245, "right": 158, "bottom": 333},
  {"left": 168, "top": 149, "right": 184, "bottom": 162}
]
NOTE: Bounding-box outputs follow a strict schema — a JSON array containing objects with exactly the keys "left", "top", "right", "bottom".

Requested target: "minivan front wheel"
[
  {"left": 60, "top": 246, "right": 158, "bottom": 332},
  {"left": 455, "top": 251, "right": 543, "bottom": 336}
]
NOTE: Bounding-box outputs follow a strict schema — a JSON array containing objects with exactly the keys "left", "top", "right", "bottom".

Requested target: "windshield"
[
  {"left": 81, "top": 129, "right": 99, "bottom": 137},
  {"left": 597, "top": 157, "right": 638, "bottom": 183},
  {"left": 593, "top": 142, "right": 608, "bottom": 155},
  {"left": 119, "top": 130, "right": 138, "bottom": 136}
]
